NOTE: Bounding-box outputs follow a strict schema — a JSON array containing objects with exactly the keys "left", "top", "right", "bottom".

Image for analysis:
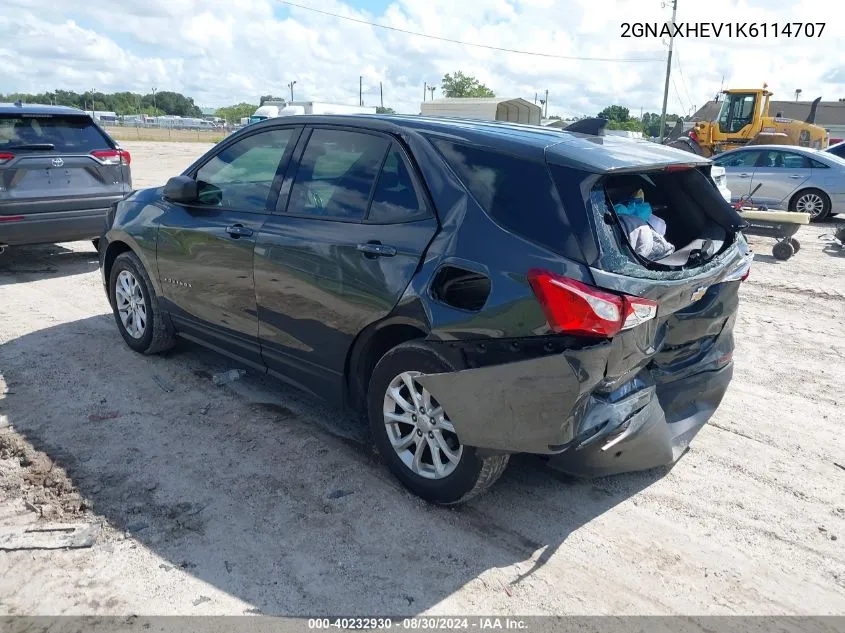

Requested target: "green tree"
[
  {"left": 376, "top": 106, "right": 395, "bottom": 114},
  {"left": 140, "top": 91, "right": 201, "bottom": 117},
  {"left": 606, "top": 119, "right": 643, "bottom": 132},
  {"left": 639, "top": 112, "right": 684, "bottom": 137},
  {"left": 440, "top": 71, "right": 495, "bottom": 98},
  {"left": 215, "top": 103, "right": 258, "bottom": 123},
  {"left": 597, "top": 105, "right": 631, "bottom": 122}
]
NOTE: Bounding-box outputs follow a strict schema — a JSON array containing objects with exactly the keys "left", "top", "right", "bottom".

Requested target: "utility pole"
[
  {"left": 359, "top": 76, "right": 363, "bottom": 106},
  {"left": 428, "top": 85, "right": 436, "bottom": 101},
  {"left": 423, "top": 82, "right": 427, "bottom": 102},
  {"left": 287, "top": 81, "right": 296, "bottom": 102},
  {"left": 380, "top": 82, "right": 383, "bottom": 108},
  {"left": 534, "top": 92, "right": 538, "bottom": 105},
  {"left": 659, "top": 0, "right": 678, "bottom": 142},
  {"left": 544, "top": 89, "right": 549, "bottom": 118},
  {"left": 152, "top": 87, "right": 157, "bottom": 115}
]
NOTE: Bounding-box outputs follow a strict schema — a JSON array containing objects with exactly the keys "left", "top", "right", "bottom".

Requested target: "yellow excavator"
[{"left": 666, "top": 86, "right": 829, "bottom": 157}]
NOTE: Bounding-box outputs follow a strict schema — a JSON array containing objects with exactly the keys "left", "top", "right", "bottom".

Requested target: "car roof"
[
  {"left": 718, "top": 144, "right": 822, "bottom": 155},
  {"left": 245, "top": 114, "right": 711, "bottom": 173},
  {"left": 0, "top": 102, "right": 89, "bottom": 116}
]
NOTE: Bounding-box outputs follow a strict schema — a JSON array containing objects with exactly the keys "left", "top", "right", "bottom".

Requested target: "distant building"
[{"left": 420, "top": 98, "right": 542, "bottom": 125}]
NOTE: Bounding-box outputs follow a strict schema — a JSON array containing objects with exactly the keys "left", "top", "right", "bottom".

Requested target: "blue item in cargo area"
[{"left": 613, "top": 199, "right": 653, "bottom": 221}]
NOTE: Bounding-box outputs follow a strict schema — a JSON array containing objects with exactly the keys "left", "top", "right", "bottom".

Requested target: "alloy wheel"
[
  {"left": 115, "top": 270, "right": 147, "bottom": 339},
  {"left": 382, "top": 371, "right": 463, "bottom": 480},
  {"left": 796, "top": 192, "right": 824, "bottom": 218}
]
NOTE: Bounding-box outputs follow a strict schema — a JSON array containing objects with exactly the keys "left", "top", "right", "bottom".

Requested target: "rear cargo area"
[{"left": 598, "top": 166, "right": 739, "bottom": 270}]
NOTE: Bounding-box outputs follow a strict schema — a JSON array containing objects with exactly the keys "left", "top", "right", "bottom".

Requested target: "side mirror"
[{"left": 163, "top": 175, "right": 198, "bottom": 203}]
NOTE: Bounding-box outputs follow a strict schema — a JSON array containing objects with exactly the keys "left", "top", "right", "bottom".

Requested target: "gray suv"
[{"left": 0, "top": 102, "right": 131, "bottom": 250}]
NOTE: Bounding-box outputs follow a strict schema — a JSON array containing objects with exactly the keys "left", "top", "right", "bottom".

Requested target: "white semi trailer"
[{"left": 248, "top": 100, "right": 375, "bottom": 124}]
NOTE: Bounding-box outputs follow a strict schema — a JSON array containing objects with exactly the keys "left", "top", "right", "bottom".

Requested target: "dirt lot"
[{"left": 1, "top": 141, "right": 844, "bottom": 616}]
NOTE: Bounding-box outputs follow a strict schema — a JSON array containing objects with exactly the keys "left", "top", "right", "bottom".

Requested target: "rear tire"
[
  {"left": 367, "top": 341, "right": 508, "bottom": 505},
  {"left": 789, "top": 237, "right": 801, "bottom": 253},
  {"left": 789, "top": 188, "right": 830, "bottom": 222},
  {"left": 109, "top": 251, "right": 176, "bottom": 354},
  {"left": 773, "top": 241, "right": 795, "bottom": 261}
]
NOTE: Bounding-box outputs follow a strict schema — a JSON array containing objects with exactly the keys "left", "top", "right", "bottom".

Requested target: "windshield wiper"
[{"left": 1, "top": 143, "right": 56, "bottom": 151}]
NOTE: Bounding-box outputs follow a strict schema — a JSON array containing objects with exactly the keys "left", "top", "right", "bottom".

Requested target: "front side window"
[
  {"left": 717, "top": 93, "right": 757, "bottom": 134},
  {"left": 713, "top": 150, "right": 761, "bottom": 168},
  {"left": 194, "top": 128, "right": 294, "bottom": 210},
  {"left": 286, "top": 129, "right": 389, "bottom": 221}
]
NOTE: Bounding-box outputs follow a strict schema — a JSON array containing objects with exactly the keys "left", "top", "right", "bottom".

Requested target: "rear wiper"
[{"left": 1, "top": 143, "right": 56, "bottom": 151}]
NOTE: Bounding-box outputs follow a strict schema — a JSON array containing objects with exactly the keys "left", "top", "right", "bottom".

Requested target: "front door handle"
[
  {"left": 738, "top": 173, "right": 751, "bottom": 178},
  {"left": 789, "top": 174, "right": 803, "bottom": 179},
  {"left": 226, "top": 224, "right": 253, "bottom": 238},
  {"left": 357, "top": 241, "right": 397, "bottom": 258}
]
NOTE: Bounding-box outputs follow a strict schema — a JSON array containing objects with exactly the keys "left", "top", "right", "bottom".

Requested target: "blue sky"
[{"left": 2, "top": 0, "right": 842, "bottom": 117}]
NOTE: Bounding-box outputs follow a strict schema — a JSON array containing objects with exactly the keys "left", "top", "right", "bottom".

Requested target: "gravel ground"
[{"left": 0, "top": 141, "right": 843, "bottom": 616}]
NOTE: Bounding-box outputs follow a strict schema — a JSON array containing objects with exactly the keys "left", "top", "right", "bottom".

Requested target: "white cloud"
[{"left": 0, "top": 0, "right": 842, "bottom": 117}]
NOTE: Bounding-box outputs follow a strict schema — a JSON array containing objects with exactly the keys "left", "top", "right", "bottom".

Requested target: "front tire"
[
  {"left": 790, "top": 188, "right": 831, "bottom": 222},
  {"left": 367, "top": 341, "right": 509, "bottom": 505},
  {"left": 109, "top": 251, "right": 175, "bottom": 354}
]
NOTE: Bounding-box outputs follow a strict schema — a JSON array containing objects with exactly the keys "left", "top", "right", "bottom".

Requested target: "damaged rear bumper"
[
  {"left": 548, "top": 361, "right": 732, "bottom": 477},
  {"left": 416, "top": 339, "right": 734, "bottom": 478}
]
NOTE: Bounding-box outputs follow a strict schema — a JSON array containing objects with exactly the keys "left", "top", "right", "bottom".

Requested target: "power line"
[
  {"left": 671, "top": 77, "right": 689, "bottom": 115},
  {"left": 674, "top": 50, "right": 695, "bottom": 114},
  {"left": 276, "top": 0, "right": 664, "bottom": 62}
]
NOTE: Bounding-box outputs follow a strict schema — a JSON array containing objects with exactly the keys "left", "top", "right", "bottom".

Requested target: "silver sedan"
[{"left": 712, "top": 144, "right": 845, "bottom": 221}]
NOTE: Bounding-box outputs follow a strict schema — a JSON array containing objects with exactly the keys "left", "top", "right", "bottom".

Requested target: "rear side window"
[
  {"left": 0, "top": 115, "right": 111, "bottom": 152},
  {"left": 432, "top": 139, "right": 573, "bottom": 257},
  {"left": 367, "top": 144, "right": 427, "bottom": 223},
  {"left": 286, "top": 129, "right": 389, "bottom": 221},
  {"left": 759, "top": 150, "right": 809, "bottom": 169}
]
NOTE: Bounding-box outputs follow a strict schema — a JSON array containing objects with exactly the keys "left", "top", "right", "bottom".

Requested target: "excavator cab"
[{"left": 716, "top": 92, "right": 759, "bottom": 134}]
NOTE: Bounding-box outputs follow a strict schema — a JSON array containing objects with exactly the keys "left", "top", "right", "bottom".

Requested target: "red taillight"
[
  {"left": 90, "top": 149, "right": 131, "bottom": 166},
  {"left": 0, "top": 152, "right": 14, "bottom": 164},
  {"left": 664, "top": 164, "right": 695, "bottom": 172},
  {"left": 689, "top": 130, "right": 699, "bottom": 143},
  {"left": 527, "top": 269, "right": 658, "bottom": 338},
  {"left": 741, "top": 269, "right": 750, "bottom": 282},
  {"left": 0, "top": 215, "right": 25, "bottom": 223}
]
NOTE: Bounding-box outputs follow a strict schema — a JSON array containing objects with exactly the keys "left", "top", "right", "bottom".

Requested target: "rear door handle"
[
  {"left": 226, "top": 224, "right": 253, "bottom": 238},
  {"left": 357, "top": 241, "right": 397, "bottom": 258}
]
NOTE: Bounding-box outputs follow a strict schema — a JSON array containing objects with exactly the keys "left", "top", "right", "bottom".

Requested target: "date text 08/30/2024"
[
  {"left": 621, "top": 22, "right": 825, "bottom": 38},
  {"left": 308, "top": 618, "right": 528, "bottom": 630}
]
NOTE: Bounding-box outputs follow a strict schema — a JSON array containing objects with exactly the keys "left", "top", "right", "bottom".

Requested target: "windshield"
[
  {"left": 0, "top": 114, "right": 111, "bottom": 152},
  {"left": 717, "top": 93, "right": 757, "bottom": 134}
]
